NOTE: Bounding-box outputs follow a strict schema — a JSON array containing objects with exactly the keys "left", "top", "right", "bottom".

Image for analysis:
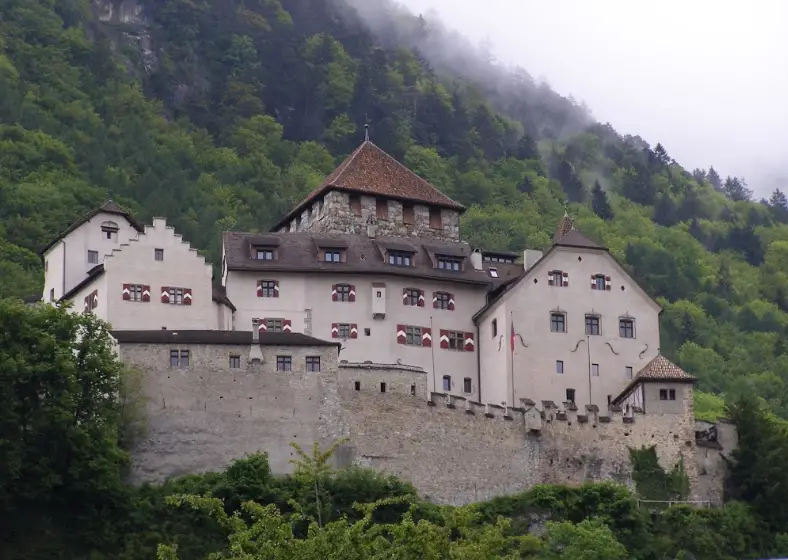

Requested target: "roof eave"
[{"left": 226, "top": 265, "right": 493, "bottom": 286}]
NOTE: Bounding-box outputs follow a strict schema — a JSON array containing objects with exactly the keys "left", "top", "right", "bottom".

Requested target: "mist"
[{"left": 344, "top": 0, "right": 788, "bottom": 195}]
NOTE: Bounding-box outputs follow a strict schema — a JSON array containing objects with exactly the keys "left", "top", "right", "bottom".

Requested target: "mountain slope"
[{"left": 2, "top": 0, "right": 788, "bottom": 418}]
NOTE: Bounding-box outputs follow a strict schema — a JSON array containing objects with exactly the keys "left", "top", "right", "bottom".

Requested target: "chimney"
[
  {"left": 524, "top": 249, "right": 543, "bottom": 272},
  {"left": 252, "top": 319, "right": 260, "bottom": 342},
  {"left": 470, "top": 249, "right": 483, "bottom": 271}
]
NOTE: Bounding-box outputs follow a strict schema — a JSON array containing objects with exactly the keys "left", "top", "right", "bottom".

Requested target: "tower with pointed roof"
[{"left": 272, "top": 140, "right": 465, "bottom": 242}]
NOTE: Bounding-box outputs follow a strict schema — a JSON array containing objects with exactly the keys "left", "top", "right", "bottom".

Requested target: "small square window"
[
  {"left": 593, "top": 275, "right": 606, "bottom": 290},
  {"left": 660, "top": 389, "right": 668, "bottom": 401},
  {"left": 403, "top": 288, "right": 420, "bottom": 306},
  {"left": 155, "top": 248, "right": 164, "bottom": 261},
  {"left": 364, "top": 328, "right": 371, "bottom": 336},
  {"left": 259, "top": 280, "right": 277, "bottom": 297},
  {"left": 550, "top": 270, "right": 564, "bottom": 286},
  {"left": 489, "top": 267, "right": 499, "bottom": 278},
  {"left": 410, "top": 384, "right": 416, "bottom": 396},
  {"left": 556, "top": 360, "right": 564, "bottom": 374},
  {"left": 129, "top": 284, "right": 145, "bottom": 302},
  {"left": 87, "top": 250, "right": 99, "bottom": 264},
  {"left": 306, "top": 356, "right": 320, "bottom": 372},
  {"left": 256, "top": 249, "right": 274, "bottom": 261},
  {"left": 585, "top": 315, "right": 601, "bottom": 336},
  {"left": 168, "top": 287, "right": 184, "bottom": 305},
  {"left": 591, "top": 363, "right": 599, "bottom": 377},
  {"left": 276, "top": 356, "right": 292, "bottom": 372},
  {"left": 266, "top": 319, "right": 284, "bottom": 332},
  {"left": 435, "top": 292, "right": 452, "bottom": 310},
  {"left": 180, "top": 350, "right": 190, "bottom": 367},
  {"left": 324, "top": 250, "right": 342, "bottom": 263},
  {"left": 229, "top": 355, "right": 241, "bottom": 369},
  {"left": 625, "top": 366, "right": 633, "bottom": 379},
  {"left": 335, "top": 284, "right": 351, "bottom": 302},
  {"left": 442, "top": 375, "right": 451, "bottom": 391},
  {"left": 550, "top": 313, "right": 566, "bottom": 333},
  {"left": 463, "top": 378, "right": 472, "bottom": 393},
  {"left": 376, "top": 291, "right": 382, "bottom": 298}
]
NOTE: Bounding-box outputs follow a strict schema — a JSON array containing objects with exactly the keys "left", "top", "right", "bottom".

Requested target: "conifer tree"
[
  {"left": 591, "top": 180, "right": 613, "bottom": 220},
  {"left": 707, "top": 166, "right": 722, "bottom": 191}
]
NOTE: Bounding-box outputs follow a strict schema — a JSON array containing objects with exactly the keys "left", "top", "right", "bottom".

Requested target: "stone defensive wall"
[{"left": 126, "top": 344, "right": 729, "bottom": 505}]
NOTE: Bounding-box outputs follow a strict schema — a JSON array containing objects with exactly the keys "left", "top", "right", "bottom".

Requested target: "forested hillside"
[{"left": 3, "top": 0, "right": 788, "bottom": 422}]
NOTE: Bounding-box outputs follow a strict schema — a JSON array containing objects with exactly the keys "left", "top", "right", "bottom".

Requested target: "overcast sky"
[{"left": 398, "top": 0, "right": 788, "bottom": 196}]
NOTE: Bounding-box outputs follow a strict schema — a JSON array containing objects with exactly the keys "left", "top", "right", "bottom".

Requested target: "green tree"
[
  {"left": 591, "top": 180, "right": 613, "bottom": 220},
  {"left": 540, "top": 518, "right": 628, "bottom": 560}
]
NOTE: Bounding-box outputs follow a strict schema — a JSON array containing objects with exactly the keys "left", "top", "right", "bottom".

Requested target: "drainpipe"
[
  {"left": 62, "top": 240, "right": 67, "bottom": 299},
  {"left": 476, "top": 322, "right": 482, "bottom": 403}
]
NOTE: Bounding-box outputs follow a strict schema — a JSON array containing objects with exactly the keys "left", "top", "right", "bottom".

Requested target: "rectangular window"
[
  {"left": 403, "top": 204, "right": 415, "bottom": 224},
  {"left": 306, "top": 356, "right": 321, "bottom": 372},
  {"left": 491, "top": 318, "right": 498, "bottom": 338},
  {"left": 376, "top": 198, "right": 388, "bottom": 219},
  {"left": 276, "top": 356, "right": 292, "bottom": 372},
  {"left": 625, "top": 366, "right": 633, "bottom": 379},
  {"left": 229, "top": 355, "right": 241, "bottom": 369},
  {"left": 669, "top": 389, "right": 676, "bottom": 400},
  {"left": 49, "top": 288, "right": 55, "bottom": 302},
  {"left": 266, "top": 318, "right": 284, "bottom": 332},
  {"left": 388, "top": 251, "right": 412, "bottom": 266},
  {"left": 404, "top": 288, "right": 420, "bottom": 306},
  {"left": 435, "top": 292, "right": 452, "bottom": 310},
  {"left": 550, "top": 313, "right": 566, "bottom": 333},
  {"left": 406, "top": 325, "right": 422, "bottom": 346},
  {"left": 619, "top": 319, "right": 635, "bottom": 338},
  {"left": 489, "top": 267, "right": 499, "bottom": 278},
  {"left": 180, "top": 350, "right": 190, "bottom": 367},
  {"left": 336, "top": 284, "right": 351, "bottom": 302},
  {"left": 442, "top": 375, "right": 451, "bottom": 391},
  {"left": 129, "top": 284, "right": 144, "bottom": 302},
  {"left": 168, "top": 287, "right": 184, "bottom": 305},
  {"left": 429, "top": 207, "right": 442, "bottom": 229},
  {"left": 87, "top": 250, "right": 99, "bottom": 264},
  {"left": 324, "top": 250, "right": 342, "bottom": 263},
  {"left": 463, "top": 377, "right": 472, "bottom": 393},
  {"left": 349, "top": 195, "right": 361, "bottom": 216},
  {"left": 437, "top": 257, "right": 462, "bottom": 271},
  {"left": 256, "top": 248, "right": 274, "bottom": 261},
  {"left": 591, "top": 363, "right": 599, "bottom": 377},
  {"left": 556, "top": 360, "right": 564, "bottom": 374},
  {"left": 660, "top": 389, "right": 668, "bottom": 401},
  {"left": 594, "top": 275, "right": 606, "bottom": 290},
  {"left": 566, "top": 388, "right": 575, "bottom": 403},
  {"left": 155, "top": 248, "right": 164, "bottom": 261},
  {"left": 380, "top": 382, "right": 386, "bottom": 393},
  {"left": 550, "top": 270, "right": 564, "bottom": 286},
  {"left": 338, "top": 323, "right": 351, "bottom": 338},
  {"left": 259, "top": 280, "right": 277, "bottom": 297},
  {"left": 170, "top": 349, "right": 179, "bottom": 367},
  {"left": 447, "top": 331, "right": 464, "bottom": 350},
  {"left": 585, "top": 315, "right": 601, "bottom": 336}
]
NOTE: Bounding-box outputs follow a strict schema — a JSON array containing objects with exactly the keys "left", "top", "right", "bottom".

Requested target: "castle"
[{"left": 38, "top": 139, "right": 734, "bottom": 505}]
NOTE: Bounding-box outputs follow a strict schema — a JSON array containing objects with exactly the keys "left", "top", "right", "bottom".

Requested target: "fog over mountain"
[{"left": 370, "top": 0, "right": 788, "bottom": 196}]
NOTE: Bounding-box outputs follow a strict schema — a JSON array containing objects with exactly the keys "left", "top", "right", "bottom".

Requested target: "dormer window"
[
  {"left": 256, "top": 248, "right": 275, "bottom": 261},
  {"left": 489, "top": 267, "right": 499, "bottom": 278},
  {"left": 388, "top": 250, "right": 412, "bottom": 266},
  {"left": 437, "top": 256, "right": 462, "bottom": 271},
  {"left": 324, "top": 249, "right": 343, "bottom": 263}
]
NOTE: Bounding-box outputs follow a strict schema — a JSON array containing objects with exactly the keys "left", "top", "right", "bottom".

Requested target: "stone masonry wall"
[
  {"left": 299, "top": 191, "right": 461, "bottom": 242},
  {"left": 126, "top": 344, "right": 723, "bottom": 505}
]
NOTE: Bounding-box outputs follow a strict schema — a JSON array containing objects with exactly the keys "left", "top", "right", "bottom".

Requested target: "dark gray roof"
[
  {"left": 60, "top": 264, "right": 105, "bottom": 302},
  {"left": 41, "top": 200, "right": 145, "bottom": 256},
  {"left": 212, "top": 286, "right": 236, "bottom": 311},
  {"left": 554, "top": 230, "right": 605, "bottom": 250},
  {"left": 222, "top": 231, "right": 500, "bottom": 286},
  {"left": 112, "top": 330, "right": 341, "bottom": 347}
]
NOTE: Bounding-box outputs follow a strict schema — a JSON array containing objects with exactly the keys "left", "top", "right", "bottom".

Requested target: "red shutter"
[
  {"left": 448, "top": 293, "right": 455, "bottom": 311},
  {"left": 417, "top": 289, "right": 425, "bottom": 307},
  {"left": 397, "top": 324, "right": 406, "bottom": 345},
  {"left": 402, "top": 288, "right": 408, "bottom": 305},
  {"left": 161, "top": 287, "right": 169, "bottom": 303},
  {"left": 548, "top": 278, "right": 554, "bottom": 286},
  {"left": 142, "top": 285, "right": 151, "bottom": 302},
  {"left": 257, "top": 281, "right": 263, "bottom": 297},
  {"left": 422, "top": 327, "right": 432, "bottom": 347},
  {"left": 432, "top": 292, "right": 438, "bottom": 309},
  {"left": 283, "top": 319, "right": 292, "bottom": 332},
  {"left": 259, "top": 319, "right": 267, "bottom": 332},
  {"left": 562, "top": 272, "right": 569, "bottom": 287},
  {"left": 605, "top": 276, "right": 612, "bottom": 291},
  {"left": 349, "top": 285, "right": 356, "bottom": 302},
  {"left": 332, "top": 284, "right": 338, "bottom": 302},
  {"left": 183, "top": 288, "right": 192, "bottom": 305},
  {"left": 464, "top": 332, "right": 475, "bottom": 352},
  {"left": 591, "top": 275, "right": 597, "bottom": 289},
  {"left": 274, "top": 280, "right": 280, "bottom": 298},
  {"left": 440, "top": 329, "right": 449, "bottom": 349},
  {"left": 350, "top": 323, "right": 358, "bottom": 338},
  {"left": 331, "top": 323, "right": 339, "bottom": 338},
  {"left": 122, "top": 284, "right": 130, "bottom": 301}
]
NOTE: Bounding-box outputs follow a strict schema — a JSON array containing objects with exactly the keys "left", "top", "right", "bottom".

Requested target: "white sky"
[{"left": 398, "top": 0, "right": 788, "bottom": 195}]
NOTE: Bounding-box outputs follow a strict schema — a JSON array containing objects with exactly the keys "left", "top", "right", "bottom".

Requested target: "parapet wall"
[{"left": 128, "top": 346, "right": 722, "bottom": 505}]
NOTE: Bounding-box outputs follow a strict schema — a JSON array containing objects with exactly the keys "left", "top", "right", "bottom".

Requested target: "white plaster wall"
[
  {"left": 66, "top": 273, "right": 108, "bottom": 321},
  {"left": 42, "top": 211, "right": 138, "bottom": 299},
  {"left": 478, "top": 306, "right": 512, "bottom": 407},
  {"left": 478, "top": 247, "right": 661, "bottom": 409},
  {"left": 225, "top": 270, "right": 487, "bottom": 398},
  {"left": 102, "top": 218, "right": 218, "bottom": 330}
]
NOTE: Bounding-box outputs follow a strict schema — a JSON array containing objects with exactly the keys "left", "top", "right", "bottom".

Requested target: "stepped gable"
[
  {"left": 272, "top": 141, "right": 464, "bottom": 230},
  {"left": 222, "top": 231, "right": 498, "bottom": 285},
  {"left": 41, "top": 199, "right": 144, "bottom": 255},
  {"left": 613, "top": 355, "right": 695, "bottom": 404}
]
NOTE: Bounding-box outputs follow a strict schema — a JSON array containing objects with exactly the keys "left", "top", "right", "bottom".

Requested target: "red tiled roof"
[
  {"left": 635, "top": 355, "right": 695, "bottom": 381},
  {"left": 272, "top": 141, "right": 464, "bottom": 230},
  {"left": 554, "top": 213, "right": 574, "bottom": 242}
]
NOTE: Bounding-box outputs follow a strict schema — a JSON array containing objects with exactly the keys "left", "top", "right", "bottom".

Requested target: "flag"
[{"left": 510, "top": 321, "right": 516, "bottom": 353}]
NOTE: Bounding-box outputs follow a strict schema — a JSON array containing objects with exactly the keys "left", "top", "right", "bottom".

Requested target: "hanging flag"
[{"left": 510, "top": 321, "right": 516, "bottom": 353}]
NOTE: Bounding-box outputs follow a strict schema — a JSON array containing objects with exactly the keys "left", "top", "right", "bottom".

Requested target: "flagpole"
[{"left": 510, "top": 310, "right": 515, "bottom": 407}]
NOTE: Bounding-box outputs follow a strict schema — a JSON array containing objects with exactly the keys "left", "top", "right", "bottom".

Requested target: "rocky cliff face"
[{"left": 90, "top": 0, "right": 156, "bottom": 74}]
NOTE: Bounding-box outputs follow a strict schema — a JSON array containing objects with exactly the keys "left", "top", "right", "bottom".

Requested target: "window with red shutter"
[
  {"left": 282, "top": 319, "right": 292, "bottom": 332},
  {"left": 122, "top": 284, "right": 131, "bottom": 301},
  {"left": 439, "top": 329, "right": 449, "bottom": 349},
  {"left": 350, "top": 323, "right": 358, "bottom": 338},
  {"left": 463, "top": 332, "right": 475, "bottom": 352},
  {"left": 421, "top": 327, "right": 432, "bottom": 347},
  {"left": 331, "top": 323, "right": 339, "bottom": 338},
  {"left": 396, "top": 324, "right": 406, "bottom": 344},
  {"left": 183, "top": 288, "right": 192, "bottom": 305}
]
